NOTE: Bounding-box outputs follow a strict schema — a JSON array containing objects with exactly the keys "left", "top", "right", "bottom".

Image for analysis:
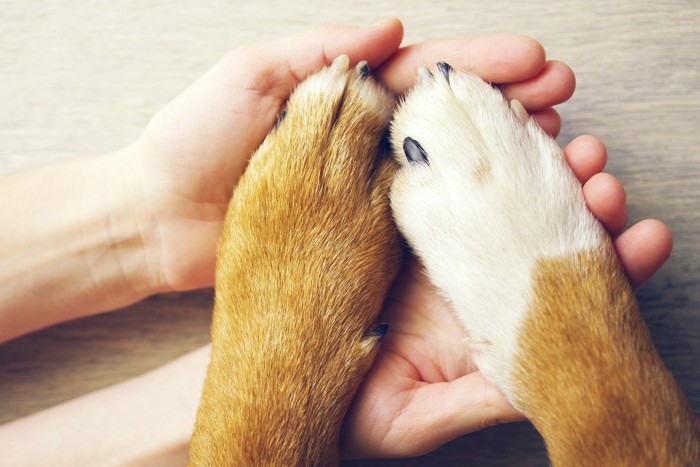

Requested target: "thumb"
[
  {"left": 146, "top": 18, "right": 403, "bottom": 197},
  {"left": 443, "top": 371, "right": 525, "bottom": 433},
  {"left": 191, "top": 17, "right": 402, "bottom": 164},
  {"left": 265, "top": 18, "right": 404, "bottom": 88},
  {"left": 230, "top": 18, "right": 404, "bottom": 100},
  {"left": 390, "top": 372, "right": 524, "bottom": 457}
]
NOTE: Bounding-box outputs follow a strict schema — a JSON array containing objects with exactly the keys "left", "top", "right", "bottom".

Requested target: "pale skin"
[{"left": 0, "top": 18, "right": 673, "bottom": 465}]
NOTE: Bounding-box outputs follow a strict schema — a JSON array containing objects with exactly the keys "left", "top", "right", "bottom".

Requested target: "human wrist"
[
  {"left": 99, "top": 145, "right": 168, "bottom": 298},
  {"left": 0, "top": 148, "right": 164, "bottom": 342},
  {"left": 128, "top": 135, "right": 223, "bottom": 294}
]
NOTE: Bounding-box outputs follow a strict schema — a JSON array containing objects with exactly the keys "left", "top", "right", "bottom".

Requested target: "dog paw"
[
  {"left": 389, "top": 63, "right": 608, "bottom": 397},
  {"left": 193, "top": 57, "right": 403, "bottom": 464},
  {"left": 220, "top": 54, "right": 403, "bottom": 354}
]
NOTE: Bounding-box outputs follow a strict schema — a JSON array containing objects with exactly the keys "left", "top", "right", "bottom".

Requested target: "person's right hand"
[{"left": 341, "top": 133, "right": 672, "bottom": 458}]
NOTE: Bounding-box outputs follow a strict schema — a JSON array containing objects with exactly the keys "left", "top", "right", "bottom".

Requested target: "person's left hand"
[
  {"left": 131, "top": 20, "right": 405, "bottom": 292},
  {"left": 130, "top": 18, "right": 570, "bottom": 294}
]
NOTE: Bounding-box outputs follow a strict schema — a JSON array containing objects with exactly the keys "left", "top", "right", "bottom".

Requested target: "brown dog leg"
[{"left": 189, "top": 56, "right": 402, "bottom": 466}]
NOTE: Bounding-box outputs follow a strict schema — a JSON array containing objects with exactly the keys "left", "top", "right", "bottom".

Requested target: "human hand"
[
  {"left": 330, "top": 23, "right": 672, "bottom": 459},
  {"left": 125, "top": 18, "right": 672, "bottom": 458},
  {"left": 131, "top": 20, "right": 406, "bottom": 292},
  {"left": 341, "top": 134, "right": 673, "bottom": 458},
  {"left": 129, "top": 18, "right": 576, "bottom": 293}
]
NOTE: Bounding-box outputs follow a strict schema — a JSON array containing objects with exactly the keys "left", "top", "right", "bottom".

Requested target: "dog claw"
[
  {"left": 403, "top": 137, "right": 430, "bottom": 165},
  {"left": 436, "top": 62, "right": 453, "bottom": 83},
  {"left": 331, "top": 54, "right": 350, "bottom": 72},
  {"left": 367, "top": 323, "right": 389, "bottom": 340},
  {"left": 418, "top": 66, "right": 434, "bottom": 83},
  {"left": 510, "top": 99, "right": 529, "bottom": 125},
  {"left": 274, "top": 108, "right": 287, "bottom": 129},
  {"left": 356, "top": 60, "right": 370, "bottom": 79}
]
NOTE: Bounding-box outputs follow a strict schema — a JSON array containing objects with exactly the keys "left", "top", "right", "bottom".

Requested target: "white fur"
[{"left": 389, "top": 68, "right": 607, "bottom": 401}]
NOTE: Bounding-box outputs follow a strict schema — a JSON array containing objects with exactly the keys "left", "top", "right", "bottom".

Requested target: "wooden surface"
[{"left": 1, "top": 1, "right": 698, "bottom": 465}]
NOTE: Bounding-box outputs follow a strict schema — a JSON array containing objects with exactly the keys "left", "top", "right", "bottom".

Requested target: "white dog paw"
[{"left": 389, "top": 63, "right": 608, "bottom": 398}]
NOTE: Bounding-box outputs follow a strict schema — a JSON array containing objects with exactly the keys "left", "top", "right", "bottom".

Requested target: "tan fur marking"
[
  {"left": 472, "top": 158, "right": 492, "bottom": 182},
  {"left": 514, "top": 247, "right": 700, "bottom": 466},
  {"left": 189, "top": 64, "right": 402, "bottom": 466}
]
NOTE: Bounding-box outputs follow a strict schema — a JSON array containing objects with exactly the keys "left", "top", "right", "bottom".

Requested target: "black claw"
[
  {"left": 274, "top": 108, "right": 287, "bottom": 129},
  {"left": 403, "top": 137, "right": 430, "bottom": 166},
  {"left": 368, "top": 323, "right": 389, "bottom": 340},
  {"left": 436, "top": 62, "right": 453, "bottom": 83},
  {"left": 418, "top": 67, "right": 434, "bottom": 82},
  {"left": 359, "top": 62, "right": 371, "bottom": 79}
]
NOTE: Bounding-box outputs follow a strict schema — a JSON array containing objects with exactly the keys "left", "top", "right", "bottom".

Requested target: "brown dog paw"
[{"left": 190, "top": 55, "right": 402, "bottom": 466}]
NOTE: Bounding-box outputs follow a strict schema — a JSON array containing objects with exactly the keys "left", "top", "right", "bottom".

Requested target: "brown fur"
[
  {"left": 188, "top": 61, "right": 402, "bottom": 465},
  {"left": 515, "top": 245, "right": 700, "bottom": 466}
]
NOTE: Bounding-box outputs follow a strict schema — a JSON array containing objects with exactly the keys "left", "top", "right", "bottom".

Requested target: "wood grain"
[{"left": 1, "top": 1, "right": 698, "bottom": 465}]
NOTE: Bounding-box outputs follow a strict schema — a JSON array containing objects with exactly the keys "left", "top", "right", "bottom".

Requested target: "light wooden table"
[{"left": 1, "top": 1, "right": 698, "bottom": 465}]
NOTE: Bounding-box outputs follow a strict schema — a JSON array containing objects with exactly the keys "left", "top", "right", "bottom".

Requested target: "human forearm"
[
  {"left": 0, "top": 346, "right": 209, "bottom": 467},
  {"left": 0, "top": 147, "right": 163, "bottom": 342}
]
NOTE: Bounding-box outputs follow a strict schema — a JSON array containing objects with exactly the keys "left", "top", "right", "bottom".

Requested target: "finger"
[
  {"left": 500, "top": 61, "right": 576, "bottom": 111},
  {"left": 530, "top": 107, "right": 561, "bottom": 138},
  {"left": 192, "top": 18, "right": 404, "bottom": 170},
  {"left": 277, "top": 18, "right": 404, "bottom": 84},
  {"left": 387, "top": 373, "right": 524, "bottom": 457},
  {"left": 376, "top": 35, "right": 546, "bottom": 95},
  {"left": 564, "top": 135, "right": 608, "bottom": 183},
  {"left": 444, "top": 372, "right": 524, "bottom": 434},
  {"left": 615, "top": 219, "right": 673, "bottom": 289},
  {"left": 583, "top": 173, "right": 629, "bottom": 235},
  {"left": 226, "top": 18, "right": 404, "bottom": 100}
]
